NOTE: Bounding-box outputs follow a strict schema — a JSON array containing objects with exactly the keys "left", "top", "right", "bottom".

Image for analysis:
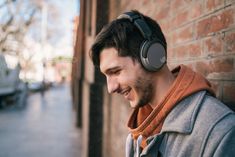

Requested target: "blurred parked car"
[
  {"left": 0, "top": 55, "right": 27, "bottom": 108},
  {"left": 27, "top": 82, "right": 44, "bottom": 92},
  {"left": 27, "top": 81, "right": 53, "bottom": 92}
]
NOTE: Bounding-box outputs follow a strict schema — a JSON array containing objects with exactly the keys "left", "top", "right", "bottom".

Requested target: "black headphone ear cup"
[
  {"left": 140, "top": 41, "right": 166, "bottom": 71},
  {"left": 117, "top": 11, "right": 166, "bottom": 72}
]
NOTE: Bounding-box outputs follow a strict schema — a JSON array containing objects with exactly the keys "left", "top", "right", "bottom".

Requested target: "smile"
[{"left": 121, "top": 88, "right": 131, "bottom": 99}]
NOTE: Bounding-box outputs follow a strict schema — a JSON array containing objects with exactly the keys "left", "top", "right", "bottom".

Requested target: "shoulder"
[
  {"left": 197, "top": 94, "right": 235, "bottom": 156},
  {"left": 198, "top": 94, "right": 235, "bottom": 127},
  {"left": 202, "top": 94, "right": 234, "bottom": 113},
  {"left": 195, "top": 93, "right": 235, "bottom": 138},
  {"left": 162, "top": 91, "right": 234, "bottom": 133}
]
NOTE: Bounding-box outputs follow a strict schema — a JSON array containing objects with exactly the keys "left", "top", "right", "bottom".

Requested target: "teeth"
[
  {"left": 121, "top": 90, "right": 127, "bottom": 95},
  {"left": 120, "top": 88, "right": 130, "bottom": 96},
  {"left": 122, "top": 91, "right": 127, "bottom": 95},
  {"left": 123, "top": 89, "right": 130, "bottom": 96}
]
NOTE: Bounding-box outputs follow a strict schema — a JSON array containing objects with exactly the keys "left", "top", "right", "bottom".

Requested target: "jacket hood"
[{"left": 127, "top": 64, "right": 215, "bottom": 147}]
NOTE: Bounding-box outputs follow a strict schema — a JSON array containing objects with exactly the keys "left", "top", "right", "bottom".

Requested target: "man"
[{"left": 90, "top": 10, "right": 235, "bottom": 157}]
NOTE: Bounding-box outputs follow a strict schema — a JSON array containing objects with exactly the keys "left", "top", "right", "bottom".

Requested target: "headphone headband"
[
  {"left": 117, "top": 11, "right": 166, "bottom": 72},
  {"left": 117, "top": 12, "right": 152, "bottom": 40}
]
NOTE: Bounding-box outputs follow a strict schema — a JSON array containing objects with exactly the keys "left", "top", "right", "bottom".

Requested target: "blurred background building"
[
  {"left": 0, "top": 1, "right": 81, "bottom": 156},
  {"left": 72, "top": 0, "right": 235, "bottom": 157}
]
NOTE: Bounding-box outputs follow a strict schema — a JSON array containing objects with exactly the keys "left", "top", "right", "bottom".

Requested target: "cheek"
[
  {"left": 119, "top": 75, "right": 136, "bottom": 86},
  {"left": 118, "top": 71, "right": 135, "bottom": 84},
  {"left": 119, "top": 64, "right": 143, "bottom": 85}
]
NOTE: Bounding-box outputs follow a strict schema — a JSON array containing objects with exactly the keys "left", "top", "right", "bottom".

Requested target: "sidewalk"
[{"left": 0, "top": 84, "right": 81, "bottom": 157}]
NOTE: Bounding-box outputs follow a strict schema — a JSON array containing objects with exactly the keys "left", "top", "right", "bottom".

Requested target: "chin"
[
  {"left": 129, "top": 102, "right": 136, "bottom": 108},
  {"left": 129, "top": 100, "right": 140, "bottom": 109}
]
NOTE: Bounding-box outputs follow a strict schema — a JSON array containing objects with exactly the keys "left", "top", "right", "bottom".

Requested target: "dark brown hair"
[{"left": 90, "top": 10, "right": 167, "bottom": 67}]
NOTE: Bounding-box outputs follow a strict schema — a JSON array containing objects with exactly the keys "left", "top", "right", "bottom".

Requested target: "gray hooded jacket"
[{"left": 126, "top": 91, "right": 235, "bottom": 157}]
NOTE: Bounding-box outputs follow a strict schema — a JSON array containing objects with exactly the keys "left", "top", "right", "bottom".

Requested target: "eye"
[{"left": 109, "top": 69, "right": 121, "bottom": 76}]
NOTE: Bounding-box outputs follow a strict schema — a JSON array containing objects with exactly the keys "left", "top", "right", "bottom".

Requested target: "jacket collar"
[
  {"left": 161, "top": 91, "right": 207, "bottom": 134},
  {"left": 141, "top": 91, "right": 207, "bottom": 156},
  {"left": 137, "top": 91, "right": 207, "bottom": 156}
]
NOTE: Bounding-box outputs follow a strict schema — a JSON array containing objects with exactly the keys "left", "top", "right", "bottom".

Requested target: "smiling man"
[
  {"left": 90, "top": 10, "right": 235, "bottom": 157},
  {"left": 99, "top": 47, "right": 171, "bottom": 109}
]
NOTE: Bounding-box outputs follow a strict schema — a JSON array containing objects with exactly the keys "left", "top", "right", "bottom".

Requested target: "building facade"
[{"left": 72, "top": 0, "right": 235, "bottom": 156}]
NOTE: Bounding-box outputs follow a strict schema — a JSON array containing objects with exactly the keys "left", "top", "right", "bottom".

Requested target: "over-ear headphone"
[{"left": 117, "top": 11, "right": 166, "bottom": 72}]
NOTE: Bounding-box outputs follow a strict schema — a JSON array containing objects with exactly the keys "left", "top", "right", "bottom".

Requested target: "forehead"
[{"left": 99, "top": 48, "right": 133, "bottom": 73}]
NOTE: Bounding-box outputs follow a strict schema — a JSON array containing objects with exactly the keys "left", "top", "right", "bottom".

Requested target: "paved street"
[{"left": 0, "top": 84, "right": 81, "bottom": 157}]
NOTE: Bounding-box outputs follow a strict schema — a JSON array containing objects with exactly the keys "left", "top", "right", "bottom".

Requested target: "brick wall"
[
  {"left": 73, "top": 0, "right": 235, "bottom": 157},
  {"left": 117, "top": 0, "right": 235, "bottom": 106}
]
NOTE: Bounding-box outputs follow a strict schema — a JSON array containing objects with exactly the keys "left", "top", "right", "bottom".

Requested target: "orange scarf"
[{"left": 127, "top": 65, "right": 215, "bottom": 148}]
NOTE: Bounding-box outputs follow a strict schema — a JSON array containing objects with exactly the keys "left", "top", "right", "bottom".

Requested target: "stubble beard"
[{"left": 134, "top": 75, "right": 154, "bottom": 108}]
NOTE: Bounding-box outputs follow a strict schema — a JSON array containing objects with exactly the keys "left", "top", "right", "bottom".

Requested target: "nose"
[{"left": 107, "top": 77, "right": 119, "bottom": 94}]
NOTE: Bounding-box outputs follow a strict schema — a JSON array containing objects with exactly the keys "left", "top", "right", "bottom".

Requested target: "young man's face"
[{"left": 100, "top": 48, "right": 154, "bottom": 108}]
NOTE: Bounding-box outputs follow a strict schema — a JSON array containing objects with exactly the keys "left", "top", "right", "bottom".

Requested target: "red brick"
[
  {"left": 196, "top": 8, "right": 234, "bottom": 38},
  {"left": 168, "top": 63, "right": 178, "bottom": 71},
  {"left": 171, "top": 0, "right": 184, "bottom": 11},
  {"left": 173, "top": 45, "right": 189, "bottom": 59},
  {"left": 209, "top": 58, "right": 234, "bottom": 73},
  {"left": 160, "top": 20, "right": 171, "bottom": 32},
  {"left": 172, "top": 42, "right": 202, "bottom": 59},
  {"left": 172, "top": 9, "right": 189, "bottom": 28},
  {"left": 190, "top": 2, "right": 204, "bottom": 19},
  {"left": 171, "top": 0, "right": 193, "bottom": 11},
  {"left": 223, "top": 83, "right": 235, "bottom": 102},
  {"left": 168, "top": 47, "right": 176, "bottom": 60},
  {"left": 210, "top": 81, "right": 219, "bottom": 96},
  {"left": 186, "top": 62, "right": 194, "bottom": 69},
  {"left": 204, "top": 36, "right": 223, "bottom": 55},
  {"left": 225, "top": 0, "right": 235, "bottom": 5},
  {"left": 206, "top": 0, "right": 224, "bottom": 11},
  {"left": 171, "top": 31, "right": 178, "bottom": 45},
  {"left": 175, "top": 25, "right": 194, "bottom": 44},
  {"left": 155, "top": 5, "right": 171, "bottom": 20},
  {"left": 195, "top": 61, "right": 211, "bottom": 76},
  {"left": 143, "top": 0, "right": 149, "bottom": 5},
  {"left": 188, "top": 42, "right": 202, "bottom": 57},
  {"left": 225, "top": 31, "right": 235, "bottom": 53},
  {"left": 209, "top": 80, "right": 221, "bottom": 97},
  {"left": 165, "top": 34, "right": 171, "bottom": 49},
  {"left": 152, "top": 0, "right": 168, "bottom": 6},
  {"left": 171, "top": 32, "right": 177, "bottom": 45},
  {"left": 177, "top": 45, "right": 189, "bottom": 58}
]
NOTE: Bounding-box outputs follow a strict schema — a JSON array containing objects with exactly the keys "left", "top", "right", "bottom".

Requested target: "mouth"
[{"left": 120, "top": 88, "right": 131, "bottom": 100}]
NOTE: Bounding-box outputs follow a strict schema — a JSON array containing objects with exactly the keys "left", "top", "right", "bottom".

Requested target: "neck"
[{"left": 149, "top": 66, "right": 175, "bottom": 108}]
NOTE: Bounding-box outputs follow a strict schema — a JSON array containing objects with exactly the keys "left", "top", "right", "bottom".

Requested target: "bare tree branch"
[
  {"left": 0, "top": 0, "right": 16, "bottom": 9},
  {"left": 0, "top": 0, "right": 40, "bottom": 54}
]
